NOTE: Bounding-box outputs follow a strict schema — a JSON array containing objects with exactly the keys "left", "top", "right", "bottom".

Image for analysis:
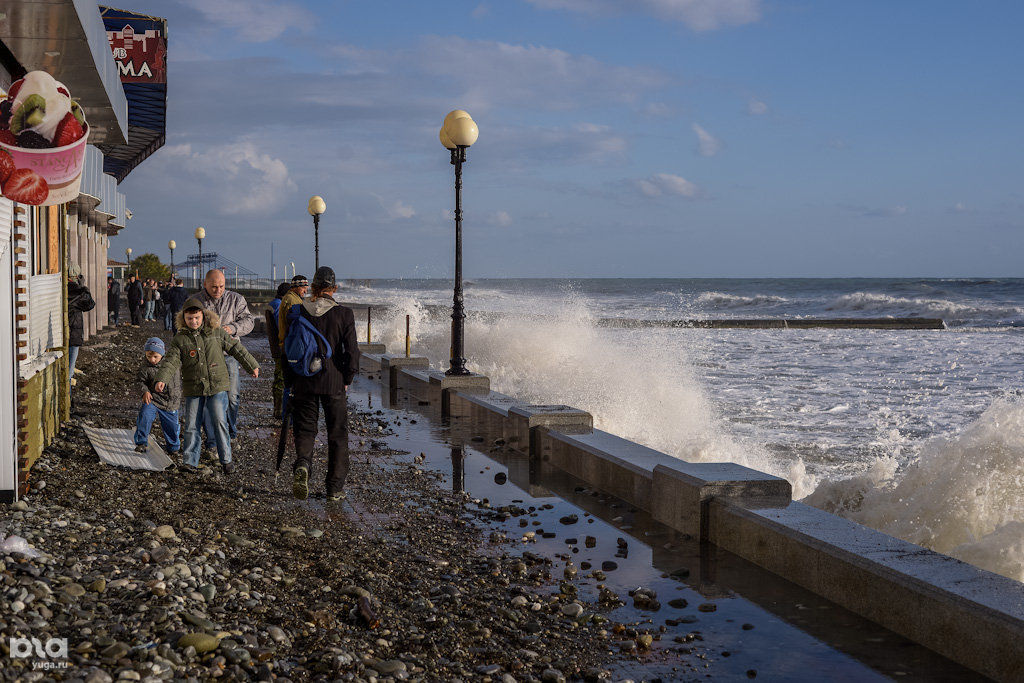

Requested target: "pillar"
[{"left": 98, "top": 234, "right": 107, "bottom": 329}]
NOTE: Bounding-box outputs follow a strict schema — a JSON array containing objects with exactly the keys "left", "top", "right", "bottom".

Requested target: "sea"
[{"left": 339, "top": 278, "right": 1024, "bottom": 582}]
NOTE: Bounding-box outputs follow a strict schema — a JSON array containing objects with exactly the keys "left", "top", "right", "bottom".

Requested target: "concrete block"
[
  {"left": 650, "top": 463, "right": 790, "bottom": 539},
  {"left": 708, "top": 500, "right": 1024, "bottom": 681},
  {"left": 380, "top": 354, "right": 429, "bottom": 388},
  {"left": 508, "top": 404, "right": 593, "bottom": 459},
  {"left": 359, "top": 353, "right": 384, "bottom": 373},
  {"left": 447, "top": 390, "right": 519, "bottom": 445},
  {"left": 451, "top": 389, "right": 522, "bottom": 418},
  {"left": 359, "top": 342, "right": 387, "bottom": 354},
  {"left": 427, "top": 370, "right": 490, "bottom": 392}
]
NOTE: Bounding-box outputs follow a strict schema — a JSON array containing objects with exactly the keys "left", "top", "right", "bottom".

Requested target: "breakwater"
[{"left": 356, "top": 343, "right": 1024, "bottom": 681}]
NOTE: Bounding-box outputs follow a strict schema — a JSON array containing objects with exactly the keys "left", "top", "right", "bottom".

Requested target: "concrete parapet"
[
  {"left": 428, "top": 371, "right": 490, "bottom": 416},
  {"left": 707, "top": 500, "right": 1024, "bottom": 681},
  {"left": 651, "top": 463, "right": 790, "bottom": 538},
  {"left": 380, "top": 354, "right": 429, "bottom": 388},
  {"left": 359, "top": 342, "right": 387, "bottom": 354},
  {"left": 360, "top": 353, "right": 384, "bottom": 373},
  {"left": 509, "top": 405, "right": 592, "bottom": 459}
]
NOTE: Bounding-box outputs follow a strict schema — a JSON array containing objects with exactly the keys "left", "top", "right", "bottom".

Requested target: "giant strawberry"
[
  {"left": 0, "top": 148, "right": 13, "bottom": 185},
  {"left": 53, "top": 112, "right": 84, "bottom": 147},
  {"left": 4, "top": 167, "right": 48, "bottom": 204}
]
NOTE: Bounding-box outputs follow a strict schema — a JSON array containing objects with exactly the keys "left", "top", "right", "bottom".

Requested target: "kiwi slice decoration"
[
  {"left": 70, "top": 100, "right": 86, "bottom": 126},
  {"left": 10, "top": 94, "right": 46, "bottom": 135}
]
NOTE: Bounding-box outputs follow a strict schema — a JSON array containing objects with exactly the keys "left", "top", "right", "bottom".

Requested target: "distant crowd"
[{"left": 68, "top": 265, "right": 360, "bottom": 501}]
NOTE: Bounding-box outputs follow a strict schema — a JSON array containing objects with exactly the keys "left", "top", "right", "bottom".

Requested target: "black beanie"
[{"left": 312, "top": 266, "right": 336, "bottom": 289}]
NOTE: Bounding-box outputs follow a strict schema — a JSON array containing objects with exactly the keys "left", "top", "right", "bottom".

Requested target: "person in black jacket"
[
  {"left": 67, "top": 264, "right": 95, "bottom": 400},
  {"left": 126, "top": 274, "right": 143, "bottom": 327},
  {"left": 289, "top": 266, "right": 360, "bottom": 501},
  {"left": 107, "top": 276, "right": 121, "bottom": 326},
  {"left": 163, "top": 278, "right": 188, "bottom": 332}
]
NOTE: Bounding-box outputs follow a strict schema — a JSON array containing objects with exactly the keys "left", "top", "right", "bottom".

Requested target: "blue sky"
[{"left": 114, "top": 1, "right": 1024, "bottom": 277}]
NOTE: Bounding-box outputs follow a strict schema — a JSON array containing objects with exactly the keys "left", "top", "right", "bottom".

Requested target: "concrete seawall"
[{"left": 359, "top": 349, "right": 1024, "bottom": 680}]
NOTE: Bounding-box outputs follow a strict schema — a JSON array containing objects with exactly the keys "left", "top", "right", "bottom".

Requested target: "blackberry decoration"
[{"left": 17, "top": 130, "right": 49, "bottom": 149}]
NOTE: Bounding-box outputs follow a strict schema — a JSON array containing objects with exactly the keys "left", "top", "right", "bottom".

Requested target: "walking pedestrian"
[
  {"left": 143, "top": 279, "right": 156, "bottom": 321},
  {"left": 194, "top": 269, "right": 255, "bottom": 450},
  {"left": 276, "top": 274, "right": 308, "bottom": 419},
  {"left": 288, "top": 267, "right": 360, "bottom": 501},
  {"left": 67, "top": 263, "right": 95, "bottom": 413},
  {"left": 134, "top": 337, "right": 181, "bottom": 455},
  {"left": 155, "top": 298, "right": 259, "bottom": 473},
  {"left": 107, "top": 276, "right": 121, "bottom": 326},
  {"left": 164, "top": 278, "right": 187, "bottom": 332},
  {"left": 126, "top": 274, "right": 143, "bottom": 327},
  {"left": 265, "top": 282, "right": 292, "bottom": 417}
]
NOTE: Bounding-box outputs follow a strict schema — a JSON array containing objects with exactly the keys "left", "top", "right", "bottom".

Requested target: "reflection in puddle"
[{"left": 350, "top": 375, "right": 983, "bottom": 682}]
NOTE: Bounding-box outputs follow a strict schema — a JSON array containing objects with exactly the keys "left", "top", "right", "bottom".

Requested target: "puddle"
[{"left": 344, "top": 374, "right": 983, "bottom": 682}]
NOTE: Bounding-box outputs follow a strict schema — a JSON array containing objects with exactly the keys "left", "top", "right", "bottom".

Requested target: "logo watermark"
[{"left": 9, "top": 637, "right": 69, "bottom": 670}]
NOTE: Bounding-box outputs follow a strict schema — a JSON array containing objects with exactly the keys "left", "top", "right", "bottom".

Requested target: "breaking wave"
[
  {"left": 826, "top": 292, "right": 1023, "bottom": 322},
  {"left": 696, "top": 291, "right": 789, "bottom": 308},
  {"left": 804, "top": 399, "right": 1024, "bottom": 581}
]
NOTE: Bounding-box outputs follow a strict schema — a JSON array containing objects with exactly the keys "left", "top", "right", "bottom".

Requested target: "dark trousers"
[
  {"left": 129, "top": 304, "right": 142, "bottom": 325},
  {"left": 291, "top": 392, "right": 349, "bottom": 494}
]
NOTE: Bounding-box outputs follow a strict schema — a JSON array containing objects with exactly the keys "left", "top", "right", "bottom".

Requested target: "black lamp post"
[
  {"left": 194, "top": 226, "right": 205, "bottom": 286},
  {"left": 307, "top": 196, "right": 326, "bottom": 271},
  {"left": 440, "top": 110, "right": 479, "bottom": 376},
  {"left": 168, "top": 240, "right": 175, "bottom": 278}
]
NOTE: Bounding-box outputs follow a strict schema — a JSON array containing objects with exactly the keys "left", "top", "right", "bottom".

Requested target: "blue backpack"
[{"left": 284, "top": 304, "right": 332, "bottom": 376}]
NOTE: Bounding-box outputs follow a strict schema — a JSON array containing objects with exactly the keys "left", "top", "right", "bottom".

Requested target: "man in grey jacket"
[{"left": 195, "top": 269, "right": 254, "bottom": 447}]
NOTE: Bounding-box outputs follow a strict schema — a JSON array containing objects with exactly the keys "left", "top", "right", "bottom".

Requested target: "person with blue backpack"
[{"left": 285, "top": 266, "right": 360, "bottom": 501}]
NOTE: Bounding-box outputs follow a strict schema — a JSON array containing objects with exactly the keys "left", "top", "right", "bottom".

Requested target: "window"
[{"left": 31, "top": 206, "right": 60, "bottom": 275}]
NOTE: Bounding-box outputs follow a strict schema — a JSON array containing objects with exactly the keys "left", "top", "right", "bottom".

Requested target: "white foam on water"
[
  {"left": 697, "top": 291, "right": 789, "bottom": 308},
  {"left": 349, "top": 285, "right": 1022, "bottom": 582},
  {"left": 805, "top": 399, "right": 1024, "bottom": 581},
  {"left": 826, "top": 291, "right": 1024, "bottom": 322}
]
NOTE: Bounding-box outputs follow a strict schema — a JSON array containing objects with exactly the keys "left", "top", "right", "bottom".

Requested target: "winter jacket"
[
  {"left": 138, "top": 360, "right": 182, "bottom": 411},
  {"left": 67, "top": 280, "right": 95, "bottom": 347},
  {"left": 164, "top": 285, "right": 188, "bottom": 314},
  {"left": 126, "top": 280, "right": 143, "bottom": 308},
  {"left": 277, "top": 290, "right": 303, "bottom": 347},
  {"left": 265, "top": 299, "right": 282, "bottom": 360},
  {"left": 107, "top": 280, "right": 121, "bottom": 309},
  {"left": 194, "top": 288, "right": 254, "bottom": 339},
  {"left": 144, "top": 285, "right": 155, "bottom": 302},
  {"left": 157, "top": 302, "right": 259, "bottom": 397},
  {"left": 286, "top": 297, "right": 360, "bottom": 396}
]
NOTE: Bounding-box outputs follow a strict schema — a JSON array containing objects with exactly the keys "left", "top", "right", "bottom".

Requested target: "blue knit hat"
[{"left": 144, "top": 337, "right": 165, "bottom": 355}]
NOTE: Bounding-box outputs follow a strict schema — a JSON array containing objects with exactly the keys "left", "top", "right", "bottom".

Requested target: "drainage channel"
[{"left": 345, "top": 374, "right": 982, "bottom": 682}]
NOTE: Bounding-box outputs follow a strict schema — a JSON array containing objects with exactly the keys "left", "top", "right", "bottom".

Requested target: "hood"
[
  {"left": 301, "top": 297, "right": 337, "bottom": 318},
  {"left": 174, "top": 298, "right": 222, "bottom": 332}
]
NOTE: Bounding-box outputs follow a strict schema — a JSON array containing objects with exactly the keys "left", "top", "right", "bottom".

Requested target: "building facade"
[{"left": 0, "top": 2, "right": 166, "bottom": 502}]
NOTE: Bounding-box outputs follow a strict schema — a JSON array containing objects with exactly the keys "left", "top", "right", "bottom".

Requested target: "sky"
[{"left": 112, "top": 0, "right": 1024, "bottom": 278}]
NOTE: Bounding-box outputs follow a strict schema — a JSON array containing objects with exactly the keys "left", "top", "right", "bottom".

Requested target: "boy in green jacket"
[{"left": 155, "top": 297, "right": 259, "bottom": 473}]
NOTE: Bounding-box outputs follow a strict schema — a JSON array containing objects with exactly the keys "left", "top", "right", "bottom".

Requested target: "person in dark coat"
[
  {"left": 107, "top": 276, "right": 121, "bottom": 326},
  {"left": 126, "top": 274, "right": 144, "bottom": 327},
  {"left": 163, "top": 278, "right": 188, "bottom": 332},
  {"left": 265, "top": 282, "right": 292, "bottom": 417},
  {"left": 289, "top": 266, "right": 360, "bottom": 501},
  {"left": 67, "top": 263, "right": 95, "bottom": 399}
]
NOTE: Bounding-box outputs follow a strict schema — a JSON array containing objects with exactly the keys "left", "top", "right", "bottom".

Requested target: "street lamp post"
[
  {"left": 125, "top": 247, "right": 132, "bottom": 280},
  {"left": 194, "top": 227, "right": 206, "bottom": 287},
  {"left": 290, "top": 261, "right": 296, "bottom": 279},
  {"left": 168, "top": 240, "right": 176, "bottom": 279},
  {"left": 439, "top": 109, "right": 479, "bottom": 376},
  {"left": 307, "top": 196, "right": 326, "bottom": 271}
]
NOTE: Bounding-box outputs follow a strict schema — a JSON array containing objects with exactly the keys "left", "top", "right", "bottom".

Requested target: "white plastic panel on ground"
[
  {"left": 83, "top": 426, "right": 172, "bottom": 471},
  {"left": 27, "top": 273, "right": 63, "bottom": 358}
]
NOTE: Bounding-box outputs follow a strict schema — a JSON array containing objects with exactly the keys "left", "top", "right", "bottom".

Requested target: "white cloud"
[
  {"left": 179, "top": 0, "right": 313, "bottom": 42},
  {"left": 524, "top": 0, "right": 762, "bottom": 31},
  {"left": 386, "top": 199, "right": 416, "bottom": 220},
  {"left": 692, "top": 123, "right": 721, "bottom": 157},
  {"left": 636, "top": 173, "right": 701, "bottom": 198},
  {"left": 950, "top": 201, "right": 967, "bottom": 213},
  {"left": 747, "top": 97, "right": 768, "bottom": 115},
  {"left": 472, "top": 3, "right": 490, "bottom": 18},
  {"left": 490, "top": 211, "right": 513, "bottom": 227},
  {"left": 643, "top": 102, "right": 672, "bottom": 116},
  {"left": 161, "top": 141, "right": 297, "bottom": 215}
]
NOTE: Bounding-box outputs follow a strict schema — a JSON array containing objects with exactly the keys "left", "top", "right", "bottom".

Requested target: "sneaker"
[
  {"left": 327, "top": 490, "right": 346, "bottom": 502},
  {"left": 74, "top": 368, "right": 85, "bottom": 376},
  {"left": 180, "top": 463, "right": 197, "bottom": 473},
  {"left": 202, "top": 447, "right": 216, "bottom": 461},
  {"left": 222, "top": 461, "right": 235, "bottom": 475},
  {"left": 134, "top": 443, "right": 148, "bottom": 453},
  {"left": 293, "top": 466, "right": 309, "bottom": 500}
]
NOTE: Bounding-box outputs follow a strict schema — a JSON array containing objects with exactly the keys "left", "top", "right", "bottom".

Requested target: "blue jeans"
[
  {"left": 183, "top": 393, "right": 231, "bottom": 466},
  {"left": 144, "top": 300, "right": 155, "bottom": 320},
  {"left": 204, "top": 356, "right": 240, "bottom": 446},
  {"left": 164, "top": 307, "right": 174, "bottom": 330},
  {"left": 68, "top": 345, "right": 80, "bottom": 393},
  {"left": 135, "top": 403, "right": 180, "bottom": 452}
]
